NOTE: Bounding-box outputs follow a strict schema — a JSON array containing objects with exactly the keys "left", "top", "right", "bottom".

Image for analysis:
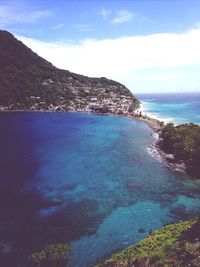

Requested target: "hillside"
[
  {"left": 96, "top": 217, "right": 200, "bottom": 267},
  {"left": 0, "top": 30, "right": 139, "bottom": 113},
  {"left": 159, "top": 123, "right": 200, "bottom": 179}
]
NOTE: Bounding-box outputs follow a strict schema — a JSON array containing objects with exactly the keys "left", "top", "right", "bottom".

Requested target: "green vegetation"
[
  {"left": 160, "top": 123, "right": 200, "bottom": 178},
  {"left": 29, "top": 243, "right": 71, "bottom": 267},
  {"left": 96, "top": 217, "right": 200, "bottom": 267},
  {"left": 0, "top": 30, "right": 139, "bottom": 112}
]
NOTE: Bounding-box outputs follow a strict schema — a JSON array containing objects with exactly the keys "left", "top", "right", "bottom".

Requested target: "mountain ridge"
[{"left": 0, "top": 30, "right": 139, "bottom": 113}]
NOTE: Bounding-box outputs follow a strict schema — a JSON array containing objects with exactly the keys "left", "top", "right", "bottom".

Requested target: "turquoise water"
[
  {"left": 136, "top": 92, "right": 200, "bottom": 125},
  {"left": 0, "top": 112, "right": 200, "bottom": 266}
]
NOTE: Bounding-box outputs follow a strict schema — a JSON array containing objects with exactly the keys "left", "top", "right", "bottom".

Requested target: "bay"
[{"left": 0, "top": 112, "right": 199, "bottom": 267}]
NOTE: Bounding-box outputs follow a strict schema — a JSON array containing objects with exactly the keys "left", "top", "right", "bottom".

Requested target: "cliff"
[{"left": 0, "top": 30, "right": 139, "bottom": 113}]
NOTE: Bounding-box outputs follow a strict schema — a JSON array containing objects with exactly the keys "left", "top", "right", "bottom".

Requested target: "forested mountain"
[{"left": 0, "top": 30, "right": 139, "bottom": 112}]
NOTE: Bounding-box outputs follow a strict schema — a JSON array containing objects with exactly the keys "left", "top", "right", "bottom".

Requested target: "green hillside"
[
  {"left": 160, "top": 123, "right": 200, "bottom": 178},
  {"left": 0, "top": 30, "right": 139, "bottom": 112},
  {"left": 96, "top": 217, "right": 200, "bottom": 267}
]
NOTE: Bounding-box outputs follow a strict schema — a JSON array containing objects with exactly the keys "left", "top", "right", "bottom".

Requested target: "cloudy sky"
[{"left": 1, "top": 0, "right": 200, "bottom": 93}]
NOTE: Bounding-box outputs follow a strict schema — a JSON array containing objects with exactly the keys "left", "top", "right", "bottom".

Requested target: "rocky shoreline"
[
  {"left": 140, "top": 117, "right": 188, "bottom": 175},
  {"left": 125, "top": 112, "right": 188, "bottom": 175},
  {"left": 155, "top": 140, "right": 187, "bottom": 173}
]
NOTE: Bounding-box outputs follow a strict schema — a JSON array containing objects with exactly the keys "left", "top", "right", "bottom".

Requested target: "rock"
[{"left": 138, "top": 228, "right": 145, "bottom": 233}]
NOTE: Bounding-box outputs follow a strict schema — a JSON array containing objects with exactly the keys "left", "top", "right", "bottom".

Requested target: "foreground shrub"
[{"left": 29, "top": 243, "right": 71, "bottom": 267}]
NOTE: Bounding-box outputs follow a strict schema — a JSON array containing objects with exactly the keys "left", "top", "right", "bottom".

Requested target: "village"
[
  {"left": 0, "top": 83, "right": 139, "bottom": 116},
  {"left": 0, "top": 85, "right": 162, "bottom": 130}
]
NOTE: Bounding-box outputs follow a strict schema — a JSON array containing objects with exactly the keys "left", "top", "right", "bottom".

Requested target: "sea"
[
  {"left": 136, "top": 91, "right": 200, "bottom": 125},
  {"left": 0, "top": 92, "right": 200, "bottom": 267}
]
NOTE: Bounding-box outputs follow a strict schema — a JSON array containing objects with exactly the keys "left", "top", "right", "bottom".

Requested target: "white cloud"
[
  {"left": 28, "top": 10, "right": 53, "bottom": 22},
  {"left": 133, "top": 72, "right": 191, "bottom": 81},
  {"left": 74, "top": 24, "right": 92, "bottom": 32},
  {"left": 194, "top": 21, "right": 200, "bottom": 29},
  {"left": 99, "top": 8, "right": 138, "bottom": 25},
  {"left": 99, "top": 8, "right": 111, "bottom": 21},
  {"left": 111, "top": 10, "right": 135, "bottom": 24},
  {"left": 51, "top": 24, "right": 65, "bottom": 30},
  {"left": 0, "top": 4, "right": 53, "bottom": 26},
  {"left": 17, "top": 28, "right": 200, "bottom": 93}
]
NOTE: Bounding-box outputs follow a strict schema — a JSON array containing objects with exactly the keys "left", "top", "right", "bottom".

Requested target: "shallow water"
[{"left": 0, "top": 112, "right": 199, "bottom": 266}]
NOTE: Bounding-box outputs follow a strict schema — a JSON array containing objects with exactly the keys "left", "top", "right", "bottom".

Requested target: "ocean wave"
[
  {"left": 138, "top": 96, "right": 200, "bottom": 126},
  {"left": 149, "top": 113, "right": 173, "bottom": 124},
  {"left": 139, "top": 102, "right": 173, "bottom": 123},
  {"left": 146, "top": 145, "right": 163, "bottom": 163},
  {"left": 146, "top": 133, "right": 163, "bottom": 163}
]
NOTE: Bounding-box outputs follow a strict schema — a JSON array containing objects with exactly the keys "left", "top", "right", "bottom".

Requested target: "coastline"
[
  {"left": 139, "top": 101, "right": 173, "bottom": 125},
  {"left": 0, "top": 109, "right": 161, "bottom": 130},
  {"left": 139, "top": 117, "right": 187, "bottom": 175},
  {"left": 154, "top": 141, "right": 187, "bottom": 174},
  {"left": 129, "top": 112, "right": 188, "bottom": 175},
  {"left": 0, "top": 108, "right": 186, "bottom": 175}
]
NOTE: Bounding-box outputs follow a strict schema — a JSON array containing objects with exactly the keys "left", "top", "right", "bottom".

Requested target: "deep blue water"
[
  {"left": 136, "top": 92, "right": 200, "bottom": 125},
  {"left": 0, "top": 112, "right": 200, "bottom": 267}
]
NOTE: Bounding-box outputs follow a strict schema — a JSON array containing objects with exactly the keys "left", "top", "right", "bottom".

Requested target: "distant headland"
[{"left": 0, "top": 30, "right": 139, "bottom": 114}]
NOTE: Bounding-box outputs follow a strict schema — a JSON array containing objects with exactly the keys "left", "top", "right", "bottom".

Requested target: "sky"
[{"left": 1, "top": 0, "right": 200, "bottom": 93}]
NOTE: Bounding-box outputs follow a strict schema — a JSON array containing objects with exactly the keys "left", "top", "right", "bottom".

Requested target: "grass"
[{"left": 95, "top": 218, "right": 198, "bottom": 267}]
